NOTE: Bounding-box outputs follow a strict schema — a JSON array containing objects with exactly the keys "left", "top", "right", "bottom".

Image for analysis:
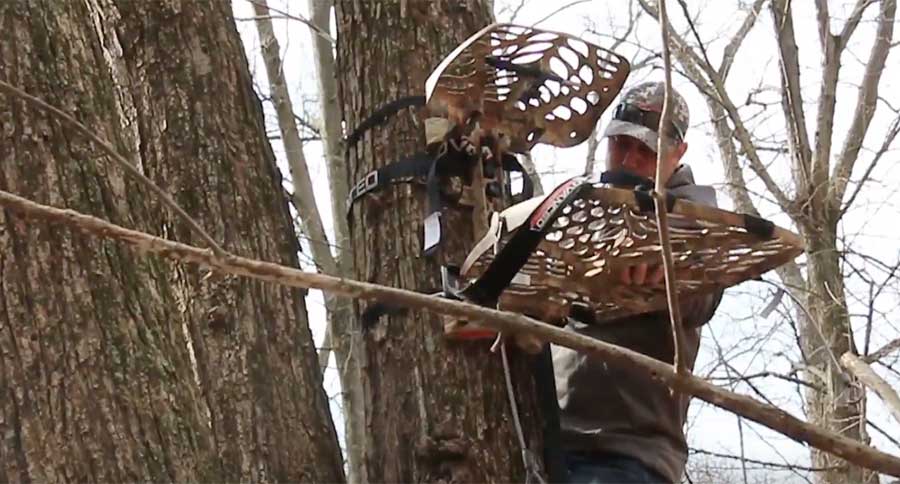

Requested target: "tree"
[
  {"left": 0, "top": 1, "right": 344, "bottom": 481},
  {"left": 334, "top": 1, "right": 551, "bottom": 481},
  {"left": 631, "top": 0, "right": 898, "bottom": 482}
]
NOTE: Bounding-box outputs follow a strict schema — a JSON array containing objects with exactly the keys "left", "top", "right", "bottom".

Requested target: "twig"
[
  {"left": 529, "top": 0, "right": 593, "bottom": 27},
  {"left": 653, "top": 0, "right": 687, "bottom": 373},
  {"left": 841, "top": 352, "right": 900, "bottom": 426},
  {"left": 0, "top": 80, "right": 227, "bottom": 258},
  {"left": 866, "top": 338, "right": 900, "bottom": 364},
  {"left": 4, "top": 190, "right": 900, "bottom": 478},
  {"left": 244, "top": 0, "right": 334, "bottom": 44},
  {"left": 689, "top": 448, "right": 844, "bottom": 473}
]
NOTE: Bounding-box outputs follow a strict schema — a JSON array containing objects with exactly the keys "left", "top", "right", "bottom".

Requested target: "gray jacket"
[{"left": 552, "top": 165, "right": 723, "bottom": 483}]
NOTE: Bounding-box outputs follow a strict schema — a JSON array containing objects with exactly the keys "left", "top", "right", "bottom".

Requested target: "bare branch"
[
  {"left": 830, "top": 0, "right": 897, "bottom": 211},
  {"left": 0, "top": 80, "right": 226, "bottom": 257},
  {"left": 841, "top": 352, "right": 900, "bottom": 425},
  {"left": 718, "top": 0, "right": 767, "bottom": 80},
  {"left": 840, "top": 110, "right": 900, "bottom": 218},
  {"left": 245, "top": 0, "right": 334, "bottom": 44},
  {"left": 770, "top": 0, "right": 814, "bottom": 201},
  {"left": 866, "top": 338, "right": 900, "bottom": 364},
  {"left": 529, "top": 0, "right": 593, "bottom": 27},
  {"left": 690, "top": 448, "right": 843, "bottom": 473},
  {"left": 6, "top": 190, "right": 900, "bottom": 478},
  {"left": 838, "top": 0, "right": 878, "bottom": 50},
  {"left": 654, "top": 0, "right": 688, "bottom": 373}
]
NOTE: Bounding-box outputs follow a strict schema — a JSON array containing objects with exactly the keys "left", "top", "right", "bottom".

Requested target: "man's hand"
[{"left": 619, "top": 263, "right": 666, "bottom": 286}]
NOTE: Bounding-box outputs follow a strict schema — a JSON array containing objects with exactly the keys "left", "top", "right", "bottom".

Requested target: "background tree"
[
  {"left": 1, "top": 0, "right": 344, "bottom": 481},
  {"left": 632, "top": 1, "right": 897, "bottom": 482}
]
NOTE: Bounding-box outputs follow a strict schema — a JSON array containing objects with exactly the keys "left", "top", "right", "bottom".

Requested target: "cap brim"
[{"left": 603, "top": 120, "right": 659, "bottom": 152}]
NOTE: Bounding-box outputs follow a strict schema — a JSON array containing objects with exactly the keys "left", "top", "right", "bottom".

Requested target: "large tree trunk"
[
  {"left": 107, "top": 1, "right": 345, "bottom": 481},
  {"left": 335, "top": 1, "right": 548, "bottom": 481},
  {"left": 1, "top": 2, "right": 216, "bottom": 481},
  {"left": 0, "top": 1, "right": 344, "bottom": 482}
]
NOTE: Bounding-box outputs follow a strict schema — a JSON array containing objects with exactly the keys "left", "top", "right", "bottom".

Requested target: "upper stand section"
[{"left": 425, "top": 23, "right": 630, "bottom": 153}]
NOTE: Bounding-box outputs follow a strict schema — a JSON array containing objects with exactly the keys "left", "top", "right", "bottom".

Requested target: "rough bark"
[
  {"left": 105, "top": 1, "right": 345, "bottom": 481},
  {"left": 0, "top": 2, "right": 217, "bottom": 481},
  {"left": 334, "top": 1, "right": 548, "bottom": 481},
  {"left": 0, "top": 0, "right": 344, "bottom": 481}
]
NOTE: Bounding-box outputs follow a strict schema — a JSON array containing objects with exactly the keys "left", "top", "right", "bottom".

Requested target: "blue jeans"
[{"left": 565, "top": 452, "right": 669, "bottom": 483}]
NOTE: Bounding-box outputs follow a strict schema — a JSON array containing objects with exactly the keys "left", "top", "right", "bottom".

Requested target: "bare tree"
[{"left": 634, "top": 0, "right": 899, "bottom": 482}]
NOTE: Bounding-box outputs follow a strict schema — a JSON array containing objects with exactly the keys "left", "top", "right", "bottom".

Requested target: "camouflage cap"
[{"left": 603, "top": 81, "right": 690, "bottom": 152}]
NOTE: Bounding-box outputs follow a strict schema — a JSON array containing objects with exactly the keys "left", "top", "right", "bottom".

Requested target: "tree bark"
[
  {"left": 106, "top": 1, "right": 345, "bottom": 481},
  {"left": 0, "top": 2, "right": 217, "bottom": 480},
  {"left": 334, "top": 1, "right": 548, "bottom": 481},
  {"left": 0, "top": 0, "right": 344, "bottom": 482}
]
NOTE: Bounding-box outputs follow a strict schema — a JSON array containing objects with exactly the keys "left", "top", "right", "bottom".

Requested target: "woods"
[{"left": 2, "top": 0, "right": 899, "bottom": 483}]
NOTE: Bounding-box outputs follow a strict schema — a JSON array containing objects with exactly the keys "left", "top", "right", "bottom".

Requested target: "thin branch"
[
  {"left": 830, "top": 0, "right": 897, "bottom": 211},
  {"left": 841, "top": 352, "right": 900, "bottom": 425},
  {"left": 253, "top": 0, "right": 337, "bottom": 276},
  {"left": 865, "top": 338, "right": 900, "bottom": 364},
  {"left": 654, "top": 0, "right": 687, "bottom": 373},
  {"left": 838, "top": 100, "right": 900, "bottom": 220},
  {"left": 244, "top": 0, "right": 334, "bottom": 44},
  {"left": 837, "top": 0, "right": 878, "bottom": 50},
  {"left": 529, "top": 0, "right": 593, "bottom": 27},
  {"left": 689, "top": 448, "right": 843, "bottom": 473},
  {"left": 6, "top": 190, "right": 900, "bottom": 478},
  {"left": 0, "top": 80, "right": 226, "bottom": 257},
  {"left": 770, "top": 0, "right": 814, "bottom": 203},
  {"left": 718, "top": 0, "right": 767, "bottom": 80}
]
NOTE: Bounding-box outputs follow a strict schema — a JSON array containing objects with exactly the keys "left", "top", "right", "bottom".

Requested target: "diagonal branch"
[
  {"left": 0, "top": 80, "right": 226, "bottom": 257},
  {"left": 718, "top": 0, "right": 767, "bottom": 80},
  {"left": 838, "top": 0, "right": 878, "bottom": 50},
  {"left": 839, "top": 109, "right": 900, "bottom": 218},
  {"left": 4, "top": 188, "right": 900, "bottom": 478},
  {"left": 830, "top": 0, "right": 896, "bottom": 213},
  {"left": 841, "top": 352, "right": 900, "bottom": 426},
  {"left": 245, "top": 0, "right": 334, "bottom": 44},
  {"left": 770, "top": 0, "right": 814, "bottom": 201}
]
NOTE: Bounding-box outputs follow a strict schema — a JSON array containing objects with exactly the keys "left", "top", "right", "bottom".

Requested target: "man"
[{"left": 553, "top": 81, "right": 724, "bottom": 483}]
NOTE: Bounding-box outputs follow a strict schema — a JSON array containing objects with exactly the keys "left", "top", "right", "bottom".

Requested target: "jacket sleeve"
[{"left": 679, "top": 288, "right": 724, "bottom": 329}]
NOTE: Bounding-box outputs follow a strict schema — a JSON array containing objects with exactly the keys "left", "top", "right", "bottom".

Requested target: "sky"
[{"left": 231, "top": 0, "right": 900, "bottom": 481}]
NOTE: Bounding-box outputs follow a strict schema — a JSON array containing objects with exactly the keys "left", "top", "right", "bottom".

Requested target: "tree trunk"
[
  {"left": 802, "top": 222, "right": 875, "bottom": 484},
  {"left": 0, "top": 0, "right": 345, "bottom": 482},
  {"left": 1, "top": 1, "right": 216, "bottom": 481},
  {"left": 107, "top": 1, "right": 345, "bottom": 481},
  {"left": 335, "top": 1, "right": 548, "bottom": 481}
]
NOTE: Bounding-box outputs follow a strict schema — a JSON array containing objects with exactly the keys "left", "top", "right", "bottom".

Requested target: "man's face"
[{"left": 605, "top": 135, "right": 686, "bottom": 182}]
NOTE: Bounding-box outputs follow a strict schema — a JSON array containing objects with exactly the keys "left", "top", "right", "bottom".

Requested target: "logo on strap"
[{"left": 529, "top": 177, "right": 585, "bottom": 231}]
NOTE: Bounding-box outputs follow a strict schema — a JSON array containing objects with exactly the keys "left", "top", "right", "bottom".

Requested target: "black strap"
[
  {"left": 344, "top": 95, "right": 426, "bottom": 153},
  {"left": 742, "top": 213, "right": 775, "bottom": 238},
  {"left": 345, "top": 152, "right": 435, "bottom": 216},
  {"left": 532, "top": 346, "right": 568, "bottom": 484},
  {"left": 461, "top": 177, "right": 591, "bottom": 306}
]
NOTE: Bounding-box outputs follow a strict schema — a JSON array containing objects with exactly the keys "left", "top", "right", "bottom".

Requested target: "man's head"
[{"left": 603, "top": 81, "right": 690, "bottom": 182}]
